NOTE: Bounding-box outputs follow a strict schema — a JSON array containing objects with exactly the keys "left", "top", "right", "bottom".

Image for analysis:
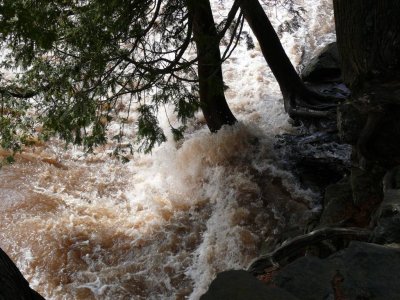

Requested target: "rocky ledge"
[{"left": 201, "top": 241, "right": 400, "bottom": 300}]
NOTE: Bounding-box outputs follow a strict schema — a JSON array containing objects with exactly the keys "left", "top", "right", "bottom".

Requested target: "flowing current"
[{"left": 0, "top": 1, "right": 334, "bottom": 299}]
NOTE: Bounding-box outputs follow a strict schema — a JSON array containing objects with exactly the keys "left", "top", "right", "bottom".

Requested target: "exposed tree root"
[
  {"left": 247, "top": 227, "right": 371, "bottom": 276},
  {"left": 287, "top": 107, "right": 333, "bottom": 119},
  {"left": 284, "top": 89, "right": 342, "bottom": 121}
]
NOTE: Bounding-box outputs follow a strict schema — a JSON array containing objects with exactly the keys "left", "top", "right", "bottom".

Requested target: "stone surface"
[
  {"left": 275, "top": 131, "right": 351, "bottom": 195},
  {"left": 301, "top": 42, "right": 341, "bottom": 83},
  {"left": 273, "top": 256, "right": 335, "bottom": 300},
  {"left": 273, "top": 242, "right": 400, "bottom": 300},
  {"left": 204, "top": 242, "right": 400, "bottom": 300},
  {"left": 329, "top": 242, "right": 400, "bottom": 300},
  {"left": 0, "top": 247, "right": 45, "bottom": 300},
  {"left": 372, "top": 167, "right": 400, "bottom": 244},
  {"left": 200, "top": 270, "right": 299, "bottom": 300},
  {"left": 373, "top": 214, "right": 400, "bottom": 244},
  {"left": 319, "top": 177, "right": 355, "bottom": 226},
  {"left": 351, "top": 167, "right": 383, "bottom": 208}
]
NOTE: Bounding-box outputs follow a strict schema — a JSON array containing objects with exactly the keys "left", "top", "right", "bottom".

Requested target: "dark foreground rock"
[
  {"left": 200, "top": 270, "right": 299, "bottom": 300},
  {"left": 202, "top": 242, "right": 400, "bottom": 300},
  {"left": 372, "top": 167, "right": 400, "bottom": 244},
  {"left": 301, "top": 42, "right": 341, "bottom": 83},
  {"left": 274, "top": 241, "right": 400, "bottom": 300},
  {"left": 275, "top": 131, "right": 351, "bottom": 195},
  {"left": 0, "top": 247, "right": 45, "bottom": 300}
]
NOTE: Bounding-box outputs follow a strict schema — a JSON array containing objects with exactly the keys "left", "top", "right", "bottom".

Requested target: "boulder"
[
  {"left": 319, "top": 177, "right": 356, "bottom": 226},
  {"left": 301, "top": 42, "right": 341, "bottom": 83},
  {"left": 273, "top": 241, "right": 400, "bottom": 300},
  {"left": 0, "top": 247, "right": 45, "bottom": 300},
  {"left": 350, "top": 166, "right": 383, "bottom": 208},
  {"left": 203, "top": 242, "right": 400, "bottom": 300},
  {"left": 372, "top": 166, "right": 400, "bottom": 244},
  {"left": 200, "top": 270, "right": 299, "bottom": 300},
  {"left": 275, "top": 131, "right": 351, "bottom": 195}
]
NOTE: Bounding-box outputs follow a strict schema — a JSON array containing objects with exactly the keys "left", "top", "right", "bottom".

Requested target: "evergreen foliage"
[
  {"left": 0, "top": 0, "right": 203, "bottom": 154},
  {"left": 0, "top": 0, "right": 302, "bottom": 156}
]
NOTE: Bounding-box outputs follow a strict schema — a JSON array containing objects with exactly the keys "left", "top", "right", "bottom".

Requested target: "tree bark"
[
  {"left": 238, "top": 0, "right": 303, "bottom": 104},
  {"left": 334, "top": 0, "right": 400, "bottom": 163},
  {"left": 0, "top": 247, "right": 45, "bottom": 300},
  {"left": 187, "top": 0, "right": 237, "bottom": 132},
  {"left": 333, "top": 0, "right": 400, "bottom": 213},
  {"left": 238, "top": 0, "right": 335, "bottom": 115},
  {"left": 334, "top": 0, "right": 400, "bottom": 93}
]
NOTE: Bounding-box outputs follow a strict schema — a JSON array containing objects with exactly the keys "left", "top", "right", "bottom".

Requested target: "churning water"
[{"left": 0, "top": 0, "right": 335, "bottom": 299}]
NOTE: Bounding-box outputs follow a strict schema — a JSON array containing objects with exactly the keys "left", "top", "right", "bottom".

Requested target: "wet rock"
[
  {"left": 200, "top": 270, "right": 299, "bottom": 300},
  {"left": 301, "top": 42, "right": 341, "bottom": 83},
  {"left": 213, "top": 235, "right": 400, "bottom": 300},
  {"left": 319, "top": 177, "right": 356, "bottom": 226},
  {"left": 372, "top": 167, "right": 400, "bottom": 244},
  {"left": 275, "top": 131, "right": 351, "bottom": 195},
  {"left": 383, "top": 166, "right": 400, "bottom": 190},
  {"left": 294, "top": 155, "right": 346, "bottom": 192},
  {"left": 273, "top": 241, "right": 400, "bottom": 300},
  {"left": 320, "top": 172, "right": 383, "bottom": 227},
  {"left": 307, "top": 81, "right": 350, "bottom": 100},
  {"left": 373, "top": 213, "right": 400, "bottom": 245},
  {"left": 351, "top": 167, "right": 383, "bottom": 208},
  {"left": 273, "top": 256, "right": 334, "bottom": 300},
  {"left": 0, "top": 247, "right": 45, "bottom": 300}
]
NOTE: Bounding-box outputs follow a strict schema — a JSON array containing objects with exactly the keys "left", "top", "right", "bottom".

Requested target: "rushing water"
[{"left": 0, "top": 1, "right": 335, "bottom": 299}]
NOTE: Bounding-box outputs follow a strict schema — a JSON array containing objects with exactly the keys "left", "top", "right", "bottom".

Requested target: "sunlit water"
[{"left": 0, "top": 1, "right": 335, "bottom": 299}]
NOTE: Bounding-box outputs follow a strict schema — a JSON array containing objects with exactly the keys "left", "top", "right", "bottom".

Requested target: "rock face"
[
  {"left": 372, "top": 167, "right": 400, "bottom": 244},
  {"left": 0, "top": 247, "right": 45, "bottom": 300},
  {"left": 202, "top": 242, "right": 400, "bottom": 300},
  {"left": 301, "top": 42, "right": 341, "bottom": 83},
  {"left": 200, "top": 270, "right": 299, "bottom": 300},
  {"left": 274, "top": 242, "right": 400, "bottom": 300},
  {"left": 319, "top": 177, "right": 355, "bottom": 226},
  {"left": 275, "top": 131, "right": 351, "bottom": 195}
]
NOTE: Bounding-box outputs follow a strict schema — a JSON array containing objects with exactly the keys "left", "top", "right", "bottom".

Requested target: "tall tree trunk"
[
  {"left": 333, "top": 0, "right": 400, "bottom": 217},
  {"left": 334, "top": 0, "right": 400, "bottom": 93},
  {"left": 187, "top": 0, "right": 237, "bottom": 132},
  {"left": 334, "top": 0, "right": 400, "bottom": 163},
  {"left": 0, "top": 247, "right": 45, "bottom": 299},
  {"left": 238, "top": 0, "right": 335, "bottom": 115}
]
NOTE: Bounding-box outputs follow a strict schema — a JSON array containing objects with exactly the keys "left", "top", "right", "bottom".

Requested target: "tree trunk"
[
  {"left": 187, "top": 0, "right": 237, "bottom": 132},
  {"left": 0, "top": 247, "right": 45, "bottom": 299},
  {"left": 334, "top": 0, "right": 400, "bottom": 163},
  {"left": 334, "top": 0, "right": 400, "bottom": 93},
  {"left": 238, "top": 0, "right": 335, "bottom": 115},
  {"left": 334, "top": 0, "right": 400, "bottom": 214}
]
